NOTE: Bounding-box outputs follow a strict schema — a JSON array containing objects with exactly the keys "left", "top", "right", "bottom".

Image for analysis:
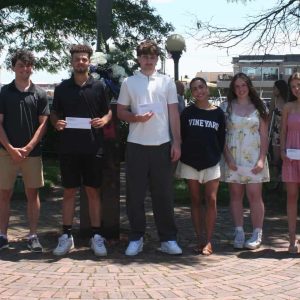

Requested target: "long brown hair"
[
  {"left": 227, "top": 72, "right": 268, "bottom": 120},
  {"left": 288, "top": 72, "right": 300, "bottom": 102}
]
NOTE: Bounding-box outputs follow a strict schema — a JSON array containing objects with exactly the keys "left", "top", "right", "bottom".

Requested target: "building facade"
[{"left": 217, "top": 54, "right": 300, "bottom": 98}]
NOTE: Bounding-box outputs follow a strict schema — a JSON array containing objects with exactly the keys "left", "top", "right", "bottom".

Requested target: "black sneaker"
[
  {"left": 0, "top": 235, "right": 9, "bottom": 250},
  {"left": 27, "top": 236, "right": 43, "bottom": 252}
]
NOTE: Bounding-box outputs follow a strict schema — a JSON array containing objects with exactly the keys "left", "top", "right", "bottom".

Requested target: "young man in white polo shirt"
[{"left": 117, "top": 40, "right": 182, "bottom": 256}]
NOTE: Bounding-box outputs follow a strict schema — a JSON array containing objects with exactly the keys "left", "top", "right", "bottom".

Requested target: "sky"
[{"left": 0, "top": 0, "right": 291, "bottom": 83}]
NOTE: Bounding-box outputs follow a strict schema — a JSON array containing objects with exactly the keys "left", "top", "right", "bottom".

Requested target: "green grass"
[{"left": 42, "top": 157, "right": 60, "bottom": 190}]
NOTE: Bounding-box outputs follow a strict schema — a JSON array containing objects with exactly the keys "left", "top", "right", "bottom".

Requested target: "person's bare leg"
[
  {"left": 187, "top": 180, "right": 205, "bottom": 250},
  {"left": 0, "top": 189, "right": 13, "bottom": 235},
  {"left": 62, "top": 188, "right": 77, "bottom": 225},
  {"left": 204, "top": 179, "right": 219, "bottom": 243},
  {"left": 286, "top": 182, "right": 299, "bottom": 247},
  {"left": 246, "top": 183, "right": 264, "bottom": 230},
  {"left": 229, "top": 183, "right": 245, "bottom": 227},
  {"left": 85, "top": 186, "right": 101, "bottom": 227},
  {"left": 25, "top": 188, "right": 41, "bottom": 235}
]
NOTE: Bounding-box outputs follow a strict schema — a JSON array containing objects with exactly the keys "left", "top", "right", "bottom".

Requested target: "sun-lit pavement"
[{"left": 1, "top": 184, "right": 300, "bottom": 300}]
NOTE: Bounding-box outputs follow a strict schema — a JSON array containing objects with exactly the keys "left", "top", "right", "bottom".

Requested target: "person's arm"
[
  {"left": 268, "top": 97, "right": 275, "bottom": 124},
  {"left": 50, "top": 87, "right": 67, "bottom": 131},
  {"left": 90, "top": 82, "right": 113, "bottom": 128},
  {"left": 218, "top": 109, "right": 226, "bottom": 152},
  {"left": 117, "top": 104, "right": 153, "bottom": 123},
  {"left": 50, "top": 110, "right": 66, "bottom": 131},
  {"left": 222, "top": 109, "right": 237, "bottom": 171},
  {"left": 20, "top": 115, "right": 48, "bottom": 157},
  {"left": 252, "top": 116, "right": 269, "bottom": 174},
  {"left": 280, "top": 103, "right": 289, "bottom": 161},
  {"left": 223, "top": 144, "right": 237, "bottom": 171},
  {"left": 168, "top": 103, "right": 181, "bottom": 162},
  {"left": 91, "top": 109, "right": 112, "bottom": 128},
  {"left": 0, "top": 114, "right": 24, "bottom": 162}
]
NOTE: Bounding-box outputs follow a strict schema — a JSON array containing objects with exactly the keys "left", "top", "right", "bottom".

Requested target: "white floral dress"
[{"left": 221, "top": 110, "right": 270, "bottom": 183}]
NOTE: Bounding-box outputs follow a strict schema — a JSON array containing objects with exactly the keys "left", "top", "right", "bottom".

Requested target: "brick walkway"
[{"left": 1, "top": 185, "right": 300, "bottom": 299}]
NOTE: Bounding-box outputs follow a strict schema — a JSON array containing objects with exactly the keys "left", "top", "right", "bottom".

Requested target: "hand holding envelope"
[
  {"left": 137, "top": 102, "right": 164, "bottom": 115},
  {"left": 65, "top": 117, "right": 91, "bottom": 129}
]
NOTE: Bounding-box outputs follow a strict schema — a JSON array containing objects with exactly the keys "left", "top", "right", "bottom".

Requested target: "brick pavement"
[{"left": 1, "top": 185, "right": 300, "bottom": 299}]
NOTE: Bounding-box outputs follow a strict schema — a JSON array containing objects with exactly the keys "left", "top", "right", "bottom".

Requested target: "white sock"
[{"left": 235, "top": 226, "right": 244, "bottom": 232}]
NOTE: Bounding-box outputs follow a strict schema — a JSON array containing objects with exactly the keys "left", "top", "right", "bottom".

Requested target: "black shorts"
[{"left": 59, "top": 153, "right": 103, "bottom": 188}]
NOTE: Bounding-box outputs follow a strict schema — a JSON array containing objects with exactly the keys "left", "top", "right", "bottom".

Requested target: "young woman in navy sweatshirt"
[{"left": 176, "top": 77, "right": 225, "bottom": 255}]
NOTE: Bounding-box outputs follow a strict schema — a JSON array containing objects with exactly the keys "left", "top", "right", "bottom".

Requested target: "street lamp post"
[{"left": 166, "top": 34, "right": 186, "bottom": 81}]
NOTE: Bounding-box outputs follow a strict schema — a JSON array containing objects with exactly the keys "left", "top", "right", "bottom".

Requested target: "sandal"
[
  {"left": 202, "top": 243, "right": 213, "bottom": 256},
  {"left": 288, "top": 242, "right": 299, "bottom": 254},
  {"left": 193, "top": 243, "right": 205, "bottom": 254}
]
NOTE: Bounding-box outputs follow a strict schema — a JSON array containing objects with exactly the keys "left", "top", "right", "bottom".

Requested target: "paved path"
[{"left": 1, "top": 186, "right": 300, "bottom": 299}]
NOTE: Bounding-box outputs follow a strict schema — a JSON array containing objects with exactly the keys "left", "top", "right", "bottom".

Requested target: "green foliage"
[
  {"left": 0, "top": 0, "right": 174, "bottom": 72},
  {"left": 43, "top": 158, "right": 60, "bottom": 190},
  {"left": 209, "top": 86, "right": 219, "bottom": 97}
]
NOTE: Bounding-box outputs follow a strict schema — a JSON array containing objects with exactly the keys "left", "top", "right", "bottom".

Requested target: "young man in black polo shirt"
[
  {"left": 0, "top": 50, "right": 49, "bottom": 252},
  {"left": 50, "top": 44, "right": 112, "bottom": 256}
]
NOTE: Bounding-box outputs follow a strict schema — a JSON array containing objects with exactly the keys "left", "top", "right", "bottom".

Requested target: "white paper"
[
  {"left": 65, "top": 117, "right": 91, "bottom": 129},
  {"left": 287, "top": 149, "right": 300, "bottom": 160},
  {"left": 236, "top": 165, "right": 255, "bottom": 177},
  {"left": 137, "top": 102, "right": 163, "bottom": 115}
]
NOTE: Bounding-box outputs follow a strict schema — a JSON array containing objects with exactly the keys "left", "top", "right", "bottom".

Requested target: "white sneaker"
[
  {"left": 244, "top": 229, "right": 262, "bottom": 250},
  {"left": 159, "top": 241, "right": 182, "bottom": 255},
  {"left": 27, "top": 235, "right": 43, "bottom": 252},
  {"left": 233, "top": 228, "right": 245, "bottom": 249},
  {"left": 125, "top": 237, "right": 143, "bottom": 256},
  {"left": 90, "top": 234, "right": 107, "bottom": 256},
  {"left": 53, "top": 234, "right": 74, "bottom": 256}
]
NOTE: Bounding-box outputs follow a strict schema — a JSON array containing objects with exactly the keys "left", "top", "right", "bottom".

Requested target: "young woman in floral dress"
[{"left": 222, "top": 73, "right": 269, "bottom": 250}]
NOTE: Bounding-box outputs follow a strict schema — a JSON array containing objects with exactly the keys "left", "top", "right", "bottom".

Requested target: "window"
[
  {"left": 285, "top": 67, "right": 293, "bottom": 76},
  {"left": 241, "top": 66, "right": 279, "bottom": 81}
]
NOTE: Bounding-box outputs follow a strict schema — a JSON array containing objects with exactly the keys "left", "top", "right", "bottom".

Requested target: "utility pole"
[{"left": 80, "top": 0, "right": 120, "bottom": 240}]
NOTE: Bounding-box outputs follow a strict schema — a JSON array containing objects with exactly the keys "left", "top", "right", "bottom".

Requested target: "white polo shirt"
[{"left": 118, "top": 71, "right": 178, "bottom": 146}]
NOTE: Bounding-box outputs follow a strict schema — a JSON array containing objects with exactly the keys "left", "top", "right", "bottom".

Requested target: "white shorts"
[{"left": 176, "top": 161, "right": 220, "bottom": 184}]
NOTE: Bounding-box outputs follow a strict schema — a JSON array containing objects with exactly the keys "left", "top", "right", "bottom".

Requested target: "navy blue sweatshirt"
[{"left": 180, "top": 104, "right": 226, "bottom": 171}]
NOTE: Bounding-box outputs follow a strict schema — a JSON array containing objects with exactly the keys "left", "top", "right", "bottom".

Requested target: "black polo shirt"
[
  {"left": 51, "top": 75, "right": 109, "bottom": 154},
  {"left": 0, "top": 81, "right": 49, "bottom": 157}
]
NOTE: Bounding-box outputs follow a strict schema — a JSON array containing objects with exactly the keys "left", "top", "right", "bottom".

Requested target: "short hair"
[
  {"left": 288, "top": 72, "right": 300, "bottom": 102},
  {"left": 11, "top": 49, "right": 35, "bottom": 67},
  {"left": 136, "top": 40, "right": 161, "bottom": 57},
  {"left": 189, "top": 77, "right": 207, "bottom": 90},
  {"left": 70, "top": 44, "right": 93, "bottom": 58},
  {"left": 274, "top": 79, "right": 288, "bottom": 102}
]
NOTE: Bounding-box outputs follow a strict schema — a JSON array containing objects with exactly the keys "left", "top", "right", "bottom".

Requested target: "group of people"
[{"left": 0, "top": 40, "right": 300, "bottom": 257}]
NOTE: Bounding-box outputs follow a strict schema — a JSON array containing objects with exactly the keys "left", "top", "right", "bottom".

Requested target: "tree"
[
  {"left": 191, "top": 0, "right": 300, "bottom": 54},
  {"left": 0, "top": 0, "right": 174, "bottom": 72}
]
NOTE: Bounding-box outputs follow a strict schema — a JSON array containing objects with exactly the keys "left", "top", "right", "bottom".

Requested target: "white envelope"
[
  {"left": 137, "top": 102, "right": 163, "bottom": 115},
  {"left": 65, "top": 117, "right": 91, "bottom": 129},
  {"left": 286, "top": 149, "right": 300, "bottom": 160}
]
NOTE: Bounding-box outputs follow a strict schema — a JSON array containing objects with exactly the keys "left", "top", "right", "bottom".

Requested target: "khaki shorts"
[
  {"left": 176, "top": 161, "right": 220, "bottom": 184},
  {"left": 0, "top": 149, "right": 44, "bottom": 189}
]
